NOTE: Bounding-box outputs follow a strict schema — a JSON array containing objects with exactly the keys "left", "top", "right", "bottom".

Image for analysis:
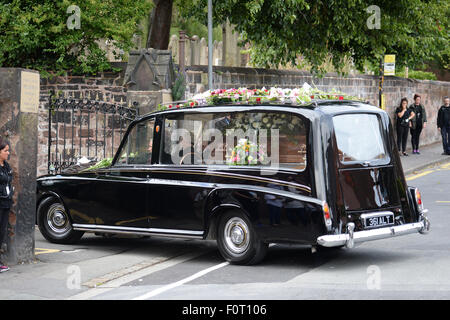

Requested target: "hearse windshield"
[{"left": 333, "top": 113, "right": 387, "bottom": 164}]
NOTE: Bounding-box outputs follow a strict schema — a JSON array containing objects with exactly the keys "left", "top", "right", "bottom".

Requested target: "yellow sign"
[
  {"left": 384, "top": 55, "right": 396, "bottom": 76},
  {"left": 20, "top": 71, "right": 40, "bottom": 113}
]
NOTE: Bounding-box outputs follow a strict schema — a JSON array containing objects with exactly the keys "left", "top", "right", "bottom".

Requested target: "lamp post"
[{"left": 208, "top": 0, "right": 213, "bottom": 90}]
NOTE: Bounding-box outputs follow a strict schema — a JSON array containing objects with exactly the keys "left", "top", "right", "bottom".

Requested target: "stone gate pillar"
[{"left": 0, "top": 68, "right": 39, "bottom": 264}]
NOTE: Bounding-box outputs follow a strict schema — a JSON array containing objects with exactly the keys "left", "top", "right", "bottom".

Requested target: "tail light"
[
  {"left": 414, "top": 188, "right": 424, "bottom": 212},
  {"left": 322, "top": 201, "right": 332, "bottom": 231}
]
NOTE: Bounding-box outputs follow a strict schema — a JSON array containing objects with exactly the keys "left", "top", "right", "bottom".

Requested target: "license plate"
[{"left": 361, "top": 212, "right": 394, "bottom": 229}]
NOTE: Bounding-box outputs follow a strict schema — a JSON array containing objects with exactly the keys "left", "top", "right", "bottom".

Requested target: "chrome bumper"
[{"left": 317, "top": 214, "right": 430, "bottom": 248}]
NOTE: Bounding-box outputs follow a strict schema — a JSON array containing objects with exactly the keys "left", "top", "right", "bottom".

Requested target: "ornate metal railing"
[{"left": 47, "top": 91, "right": 138, "bottom": 174}]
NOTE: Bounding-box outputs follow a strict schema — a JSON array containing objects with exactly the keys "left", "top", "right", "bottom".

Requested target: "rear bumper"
[{"left": 317, "top": 215, "right": 430, "bottom": 248}]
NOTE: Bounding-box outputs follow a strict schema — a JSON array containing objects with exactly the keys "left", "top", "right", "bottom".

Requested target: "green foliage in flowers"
[
  {"left": 183, "top": 0, "right": 449, "bottom": 76},
  {"left": 84, "top": 158, "right": 113, "bottom": 171},
  {"left": 0, "top": 0, "right": 151, "bottom": 75},
  {"left": 157, "top": 86, "right": 362, "bottom": 112},
  {"left": 229, "top": 111, "right": 303, "bottom": 137}
]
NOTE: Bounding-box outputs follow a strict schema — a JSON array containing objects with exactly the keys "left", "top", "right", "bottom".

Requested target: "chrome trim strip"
[
  {"left": 40, "top": 178, "right": 321, "bottom": 206},
  {"left": 39, "top": 169, "right": 312, "bottom": 193},
  {"left": 317, "top": 220, "right": 426, "bottom": 248},
  {"left": 72, "top": 224, "right": 204, "bottom": 239}
]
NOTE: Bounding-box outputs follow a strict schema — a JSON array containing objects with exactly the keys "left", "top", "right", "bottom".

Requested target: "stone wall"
[
  {"left": 38, "top": 63, "right": 128, "bottom": 176},
  {"left": 185, "top": 65, "right": 450, "bottom": 147},
  {"left": 0, "top": 68, "right": 39, "bottom": 264},
  {"left": 168, "top": 23, "right": 249, "bottom": 68},
  {"left": 36, "top": 64, "right": 450, "bottom": 176}
]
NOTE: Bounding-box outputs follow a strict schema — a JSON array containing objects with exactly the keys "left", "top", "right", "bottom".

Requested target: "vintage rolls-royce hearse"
[{"left": 36, "top": 91, "right": 430, "bottom": 265}]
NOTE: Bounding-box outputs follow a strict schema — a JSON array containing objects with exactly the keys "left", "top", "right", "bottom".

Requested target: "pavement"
[{"left": 400, "top": 141, "right": 450, "bottom": 175}]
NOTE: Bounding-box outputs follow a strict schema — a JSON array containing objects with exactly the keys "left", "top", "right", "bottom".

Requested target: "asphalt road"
[{"left": 2, "top": 162, "right": 450, "bottom": 301}]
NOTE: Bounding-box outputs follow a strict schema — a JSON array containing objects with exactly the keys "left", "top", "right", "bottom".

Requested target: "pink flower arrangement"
[{"left": 157, "top": 84, "right": 361, "bottom": 112}]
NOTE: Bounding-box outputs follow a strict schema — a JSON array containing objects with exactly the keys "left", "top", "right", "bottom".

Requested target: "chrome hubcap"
[
  {"left": 231, "top": 226, "right": 245, "bottom": 245},
  {"left": 224, "top": 217, "right": 250, "bottom": 254},
  {"left": 47, "top": 203, "right": 70, "bottom": 234}
]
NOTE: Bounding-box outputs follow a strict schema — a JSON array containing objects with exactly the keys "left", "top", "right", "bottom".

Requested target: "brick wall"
[
  {"left": 186, "top": 65, "right": 450, "bottom": 147},
  {"left": 38, "top": 63, "right": 129, "bottom": 176},
  {"left": 36, "top": 64, "right": 450, "bottom": 176}
]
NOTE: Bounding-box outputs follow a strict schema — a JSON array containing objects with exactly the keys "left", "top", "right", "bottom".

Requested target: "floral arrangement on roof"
[{"left": 157, "top": 83, "right": 362, "bottom": 111}]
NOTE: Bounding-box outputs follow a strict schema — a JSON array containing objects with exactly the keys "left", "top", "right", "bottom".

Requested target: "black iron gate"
[{"left": 47, "top": 91, "right": 138, "bottom": 174}]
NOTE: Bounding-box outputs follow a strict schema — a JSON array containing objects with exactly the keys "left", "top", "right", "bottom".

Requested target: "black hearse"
[{"left": 36, "top": 96, "right": 430, "bottom": 265}]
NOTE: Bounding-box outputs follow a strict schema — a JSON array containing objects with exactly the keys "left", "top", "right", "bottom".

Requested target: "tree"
[
  {"left": 146, "top": 0, "right": 174, "bottom": 49},
  {"left": 181, "top": 0, "right": 449, "bottom": 75},
  {"left": 0, "top": 0, "right": 151, "bottom": 75}
]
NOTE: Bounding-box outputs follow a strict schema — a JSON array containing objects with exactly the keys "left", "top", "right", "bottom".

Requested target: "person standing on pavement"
[
  {"left": 0, "top": 138, "right": 13, "bottom": 273},
  {"left": 396, "top": 98, "right": 415, "bottom": 156},
  {"left": 437, "top": 96, "right": 450, "bottom": 155},
  {"left": 409, "top": 94, "right": 427, "bottom": 154}
]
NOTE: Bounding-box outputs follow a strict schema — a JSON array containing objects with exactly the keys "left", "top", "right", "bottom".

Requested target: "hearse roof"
[{"left": 139, "top": 99, "right": 382, "bottom": 121}]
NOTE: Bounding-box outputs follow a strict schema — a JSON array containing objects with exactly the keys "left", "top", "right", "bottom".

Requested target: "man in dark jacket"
[{"left": 437, "top": 96, "right": 450, "bottom": 155}]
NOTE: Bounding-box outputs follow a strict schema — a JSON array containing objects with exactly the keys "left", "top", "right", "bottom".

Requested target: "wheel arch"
[{"left": 205, "top": 203, "right": 245, "bottom": 240}]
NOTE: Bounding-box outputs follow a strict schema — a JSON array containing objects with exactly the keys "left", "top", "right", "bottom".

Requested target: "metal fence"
[{"left": 47, "top": 91, "right": 138, "bottom": 174}]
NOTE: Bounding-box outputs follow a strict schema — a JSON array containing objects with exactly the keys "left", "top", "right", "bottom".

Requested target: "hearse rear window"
[
  {"left": 333, "top": 114, "right": 387, "bottom": 163},
  {"left": 160, "top": 111, "right": 308, "bottom": 170}
]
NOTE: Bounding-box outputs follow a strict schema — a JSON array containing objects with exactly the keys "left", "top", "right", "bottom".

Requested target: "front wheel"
[
  {"left": 217, "top": 211, "right": 268, "bottom": 265},
  {"left": 37, "top": 197, "right": 84, "bottom": 244}
]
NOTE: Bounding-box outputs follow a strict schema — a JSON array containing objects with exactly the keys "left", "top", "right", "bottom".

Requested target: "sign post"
[
  {"left": 384, "top": 54, "right": 396, "bottom": 76},
  {"left": 379, "top": 58, "right": 384, "bottom": 109}
]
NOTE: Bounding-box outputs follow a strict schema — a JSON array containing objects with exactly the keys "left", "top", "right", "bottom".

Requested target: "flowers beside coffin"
[
  {"left": 227, "top": 138, "right": 267, "bottom": 166},
  {"left": 82, "top": 158, "right": 113, "bottom": 171}
]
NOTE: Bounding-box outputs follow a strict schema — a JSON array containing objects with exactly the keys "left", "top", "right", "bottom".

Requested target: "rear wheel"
[
  {"left": 37, "top": 197, "right": 84, "bottom": 244},
  {"left": 217, "top": 211, "right": 268, "bottom": 265}
]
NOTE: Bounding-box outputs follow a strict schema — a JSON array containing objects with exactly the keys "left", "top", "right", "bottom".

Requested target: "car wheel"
[
  {"left": 37, "top": 197, "right": 84, "bottom": 244},
  {"left": 217, "top": 211, "right": 268, "bottom": 265}
]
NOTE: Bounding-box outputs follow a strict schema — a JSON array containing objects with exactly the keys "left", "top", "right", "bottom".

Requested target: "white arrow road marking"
[
  {"left": 133, "top": 243, "right": 277, "bottom": 300},
  {"left": 68, "top": 250, "right": 210, "bottom": 300},
  {"left": 132, "top": 261, "right": 230, "bottom": 300}
]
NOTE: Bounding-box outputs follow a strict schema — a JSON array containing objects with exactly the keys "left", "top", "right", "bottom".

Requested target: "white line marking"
[
  {"left": 133, "top": 261, "right": 230, "bottom": 300},
  {"left": 133, "top": 243, "right": 277, "bottom": 300},
  {"left": 70, "top": 244, "right": 278, "bottom": 300},
  {"left": 68, "top": 250, "right": 209, "bottom": 300}
]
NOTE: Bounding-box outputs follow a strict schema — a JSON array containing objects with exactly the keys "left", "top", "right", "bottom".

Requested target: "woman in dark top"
[
  {"left": 396, "top": 98, "right": 415, "bottom": 156},
  {"left": 0, "top": 138, "right": 12, "bottom": 272},
  {"left": 409, "top": 94, "right": 427, "bottom": 154}
]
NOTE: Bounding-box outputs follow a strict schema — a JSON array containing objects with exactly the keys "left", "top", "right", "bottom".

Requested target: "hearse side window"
[
  {"left": 333, "top": 114, "right": 387, "bottom": 163},
  {"left": 161, "top": 111, "right": 308, "bottom": 170},
  {"left": 117, "top": 119, "right": 155, "bottom": 165}
]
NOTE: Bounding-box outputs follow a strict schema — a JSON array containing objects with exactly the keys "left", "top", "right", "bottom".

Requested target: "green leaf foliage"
[
  {"left": 182, "top": 0, "right": 449, "bottom": 76},
  {"left": 0, "top": 0, "right": 151, "bottom": 75}
]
